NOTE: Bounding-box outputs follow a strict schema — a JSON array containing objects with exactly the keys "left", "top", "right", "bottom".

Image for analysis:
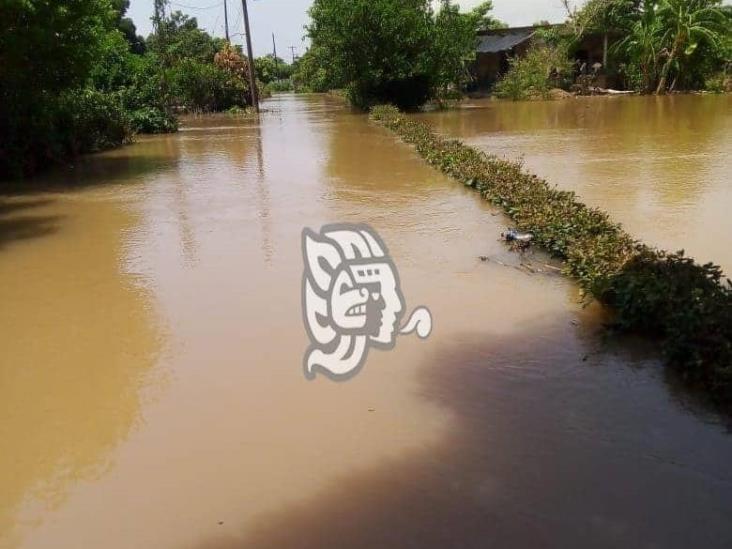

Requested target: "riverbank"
[{"left": 371, "top": 104, "right": 732, "bottom": 406}]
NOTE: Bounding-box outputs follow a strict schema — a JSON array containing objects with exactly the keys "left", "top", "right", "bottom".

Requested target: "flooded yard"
[{"left": 1, "top": 93, "right": 731, "bottom": 549}]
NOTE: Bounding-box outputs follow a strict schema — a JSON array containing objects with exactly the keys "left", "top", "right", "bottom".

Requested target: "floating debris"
[{"left": 502, "top": 228, "right": 534, "bottom": 243}]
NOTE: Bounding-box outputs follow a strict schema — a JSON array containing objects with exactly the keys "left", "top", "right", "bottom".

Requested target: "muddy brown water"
[{"left": 1, "top": 94, "right": 731, "bottom": 549}]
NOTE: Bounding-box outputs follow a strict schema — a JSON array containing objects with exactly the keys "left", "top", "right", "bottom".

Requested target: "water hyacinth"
[{"left": 370, "top": 104, "right": 732, "bottom": 406}]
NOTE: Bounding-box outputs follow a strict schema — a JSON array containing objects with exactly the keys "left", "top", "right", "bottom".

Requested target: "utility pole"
[
  {"left": 272, "top": 33, "right": 278, "bottom": 79},
  {"left": 240, "top": 0, "right": 259, "bottom": 112},
  {"left": 224, "top": 0, "right": 229, "bottom": 42},
  {"left": 288, "top": 45, "right": 297, "bottom": 64}
]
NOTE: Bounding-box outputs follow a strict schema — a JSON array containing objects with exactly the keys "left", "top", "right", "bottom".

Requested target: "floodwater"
[
  {"left": 419, "top": 93, "right": 732, "bottom": 273},
  {"left": 1, "top": 94, "right": 731, "bottom": 549}
]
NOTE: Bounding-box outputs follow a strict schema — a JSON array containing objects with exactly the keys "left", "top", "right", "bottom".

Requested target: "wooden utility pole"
[
  {"left": 224, "top": 0, "right": 230, "bottom": 42},
  {"left": 272, "top": 33, "right": 279, "bottom": 78},
  {"left": 288, "top": 45, "right": 297, "bottom": 64},
  {"left": 241, "top": 0, "right": 259, "bottom": 112}
]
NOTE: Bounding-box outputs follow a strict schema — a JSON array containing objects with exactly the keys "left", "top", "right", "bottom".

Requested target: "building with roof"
[{"left": 473, "top": 26, "right": 609, "bottom": 89}]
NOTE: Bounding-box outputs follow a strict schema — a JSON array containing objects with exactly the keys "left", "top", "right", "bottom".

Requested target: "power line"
[{"left": 170, "top": 1, "right": 223, "bottom": 11}]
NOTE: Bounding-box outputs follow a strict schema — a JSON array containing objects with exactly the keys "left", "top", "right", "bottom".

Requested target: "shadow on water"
[
  {"left": 192, "top": 316, "right": 732, "bottom": 549},
  {"left": 0, "top": 147, "right": 176, "bottom": 249},
  {"left": 0, "top": 150, "right": 176, "bottom": 196},
  {"left": 0, "top": 198, "right": 61, "bottom": 249}
]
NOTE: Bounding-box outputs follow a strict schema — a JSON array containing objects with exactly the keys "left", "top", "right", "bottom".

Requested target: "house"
[{"left": 473, "top": 25, "right": 610, "bottom": 89}]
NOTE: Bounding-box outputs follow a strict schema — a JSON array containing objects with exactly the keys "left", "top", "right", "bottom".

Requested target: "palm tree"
[
  {"left": 655, "top": 0, "right": 727, "bottom": 94},
  {"left": 613, "top": 2, "right": 663, "bottom": 92}
]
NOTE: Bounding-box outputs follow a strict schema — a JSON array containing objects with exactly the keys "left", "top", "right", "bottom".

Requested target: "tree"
[
  {"left": 254, "top": 54, "right": 292, "bottom": 84},
  {"left": 431, "top": 1, "right": 506, "bottom": 94},
  {"left": 306, "top": 0, "right": 502, "bottom": 109},
  {"left": 291, "top": 46, "right": 336, "bottom": 92},
  {"left": 111, "top": 0, "right": 146, "bottom": 53},
  {"left": 1, "top": 0, "right": 123, "bottom": 177},
  {"left": 568, "top": 0, "right": 640, "bottom": 68},
  {"left": 148, "top": 11, "right": 224, "bottom": 65},
  {"left": 655, "top": 0, "right": 728, "bottom": 93},
  {"left": 613, "top": 2, "right": 663, "bottom": 91}
]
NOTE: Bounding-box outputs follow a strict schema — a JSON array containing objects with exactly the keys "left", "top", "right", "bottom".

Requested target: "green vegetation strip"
[{"left": 370, "top": 104, "right": 732, "bottom": 405}]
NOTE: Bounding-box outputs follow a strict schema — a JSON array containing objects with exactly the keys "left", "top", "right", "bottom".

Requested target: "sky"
[{"left": 128, "top": 0, "right": 587, "bottom": 59}]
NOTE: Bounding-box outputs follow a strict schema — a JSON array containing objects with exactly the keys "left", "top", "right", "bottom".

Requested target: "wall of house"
[{"left": 475, "top": 52, "right": 503, "bottom": 88}]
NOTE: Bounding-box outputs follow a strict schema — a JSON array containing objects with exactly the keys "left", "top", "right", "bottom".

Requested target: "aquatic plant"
[{"left": 370, "top": 104, "right": 732, "bottom": 405}]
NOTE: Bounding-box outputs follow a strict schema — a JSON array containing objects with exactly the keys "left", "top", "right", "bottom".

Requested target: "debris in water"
[{"left": 501, "top": 228, "right": 534, "bottom": 244}]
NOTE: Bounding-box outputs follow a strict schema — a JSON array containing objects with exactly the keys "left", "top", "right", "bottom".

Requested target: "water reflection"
[{"left": 0, "top": 187, "right": 161, "bottom": 547}]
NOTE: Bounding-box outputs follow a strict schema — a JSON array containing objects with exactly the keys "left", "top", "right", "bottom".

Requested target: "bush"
[
  {"left": 57, "top": 89, "right": 131, "bottom": 153},
  {"left": 348, "top": 75, "right": 433, "bottom": 111},
  {"left": 704, "top": 71, "right": 731, "bottom": 93},
  {"left": 0, "top": 89, "right": 131, "bottom": 179},
  {"left": 128, "top": 107, "right": 178, "bottom": 134},
  {"left": 371, "top": 104, "right": 732, "bottom": 405},
  {"left": 172, "top": 59, "right": 249, "bottom": 112},
  {"left": 494, "top": 46, "right": 573, "bottom": 100},
  {"left": 292, "top": 47, "right": 334, "bottom": 93},
  {"left": 265, "top": 80, "right": 295, "bottom": 94}
]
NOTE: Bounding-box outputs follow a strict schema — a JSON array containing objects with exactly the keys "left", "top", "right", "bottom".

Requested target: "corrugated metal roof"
[{"left": 477, "top": 28, "right": 536, "bottom": 54}]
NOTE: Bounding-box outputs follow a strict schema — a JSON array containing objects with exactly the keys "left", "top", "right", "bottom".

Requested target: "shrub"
[
  {"left": 56, "top": 89, "right": 131, "bottom": 154},
  {"left": 371, "top": 104, "right": 732, "bottom": 405},
  {"left": 172, "top": 59, "right": 249, "bottom": 112},
  {"left": 265, "top": 80, "right": 295, "bottom": 94},
  {"left": 0, "top": 89, "right": 132, "bottom": 179},
  {"left": 704, "top": 71, "right": 731, "bottom": 93},
  {"left": 494, "top": 46, "right": 573, "bottom": 100},
  {"left": 128, "top": 107, "right": 178, "bottom": 134}
]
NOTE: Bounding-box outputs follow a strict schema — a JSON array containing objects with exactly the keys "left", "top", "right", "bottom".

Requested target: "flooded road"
[{"left": 1, "top": 94, "right": 731, "bottom": 549}]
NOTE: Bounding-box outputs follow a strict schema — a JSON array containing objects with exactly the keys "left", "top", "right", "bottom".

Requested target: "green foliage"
[
  {"left": 111, "top": 0, "right": 146, "bottom": 53},
  {"left": 254, "top": 55, "right": 293, "bottom": 84},
  {"left": 144, "top": 13, "right": 252, "bottom": 112},
  {"left": 0, "top": 0, "right": 113, "bottom": 95},
  {"left": 0, "top": 0, "right": 134, "bottom": 178},
  {"left": 577, "top": 0, "right": 732, "bottom": 92},
  {"left": 1, "top": 88, "right": 131, "bottom": 179},
  {"left": 612, "top": 3, "right": 663, "bottom": 91},
  {"left": 571, "top": 0, "right": 641, "bottom": 36},
  {"left": 494, "top": 46, "right": 573, "bottom": 100},
  {"left": 265, "top": 80, "right": 295, "bottom": 94},
  {"left": 371, "top": 104, "right": 732, "bottom": 404},
  {"left": 56, "top": 89, "right": 131, "bottom": 154},
  {"left": 306, "top": 0, "right": 503, "bottom": 109},
  {"left": 148, "top": 10, "right": 224, "bottom": 65},
  {"left": 292, "top": 46, "right": 337, "bottom": 93},
  {"left": 607, "top": 250, "right": 732, "bottom": 397},
  {"left": 128, "top": 107, "right": 178, "bottom": 134},
  {"left": 704, "top": 71, "right": 731, "bottom": 92},
  {"left": 171, "top": 59, "right": 249, "bottom": 112}
]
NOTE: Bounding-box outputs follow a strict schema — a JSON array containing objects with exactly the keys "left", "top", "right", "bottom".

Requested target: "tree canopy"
[{"left": 306, "top": 0, "right": 504, "bottom": 109}]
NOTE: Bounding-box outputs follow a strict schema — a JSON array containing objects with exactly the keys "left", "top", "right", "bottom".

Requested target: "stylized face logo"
[{"left": 302, "top": 224, "right": 431, "bottom": 380}]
